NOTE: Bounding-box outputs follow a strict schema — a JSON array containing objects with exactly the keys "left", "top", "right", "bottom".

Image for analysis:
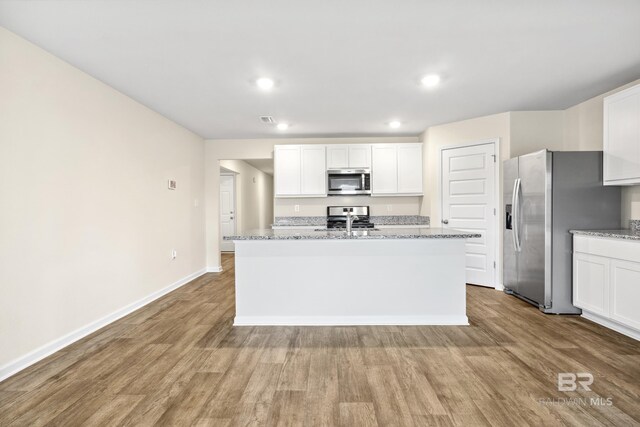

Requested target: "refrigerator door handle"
[{"left": 512, "top": 178, "right": 522, "bottom": 252}]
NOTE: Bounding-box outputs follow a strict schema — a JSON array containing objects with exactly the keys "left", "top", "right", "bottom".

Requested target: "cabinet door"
[
  {"left": 348, "top": 145, "right": 371, "bottom": 168},
  {"left": 573, "top": 252, "right": 609, "bottom": 316},
  {"left": 371, "top": 145, "right": 398, "bottom": 194},
  {"left": 397, "top": 144, "right": 423, "bottom": 194},
  {"left": 274, "top": 145, "right": 301, "bottom": 196},
  {"left": 604, "top": 85, "right": 640, "bottom": 185},
  {"left": 326, "top": 145, "right": 349, "bottom": 169},
  {"left": 610, "top": 259, "right": 640, "bottom": 330},
  {"left": 301, "top": 145, "right": 326, "bottom": 195}
]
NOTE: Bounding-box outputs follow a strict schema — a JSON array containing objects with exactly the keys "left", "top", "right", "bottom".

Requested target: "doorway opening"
[{"left": 219, "top": 159, "right": 274, "bottom": 252}]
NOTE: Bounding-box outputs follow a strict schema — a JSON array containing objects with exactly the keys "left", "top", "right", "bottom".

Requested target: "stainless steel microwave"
[{"left": 327, "top": 169, "right": 371, "bottom": 195}]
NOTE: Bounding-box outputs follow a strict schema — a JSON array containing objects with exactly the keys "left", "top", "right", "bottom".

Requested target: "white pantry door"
[
  {"left": 441, "top": 143, "right": 496, "bottom": 287},
  {"left": 220, "top": 174, "right": 236, "bottom": 252}
]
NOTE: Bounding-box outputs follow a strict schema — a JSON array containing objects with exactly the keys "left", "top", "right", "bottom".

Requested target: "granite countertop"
[
  {"left": 271, "top": 215, "right": 430, "bottom": 227},
  {"left": 570, "top": 230, "right": 640, "bottom": 241},
  {"left": 225, "top": 227, "right": 479, "bottom": 241}
]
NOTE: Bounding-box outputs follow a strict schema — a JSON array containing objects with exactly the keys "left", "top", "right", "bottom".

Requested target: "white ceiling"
[{"left": 1, "top": 1, "right": 639, "bottom": 139}]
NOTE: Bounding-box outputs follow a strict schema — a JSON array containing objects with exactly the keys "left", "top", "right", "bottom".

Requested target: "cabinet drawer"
[{"left": 573, "top": 235, "right": 640, "bottom": 263}]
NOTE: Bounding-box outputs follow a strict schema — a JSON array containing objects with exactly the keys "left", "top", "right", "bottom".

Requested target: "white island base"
[{"left": 233, "top": 238, "right": 468, "bottom": 326}]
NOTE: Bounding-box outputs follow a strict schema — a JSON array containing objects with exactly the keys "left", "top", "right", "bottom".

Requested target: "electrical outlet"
[
  {"left": 294, "top": 204, "right": 300, "bottom": 212},
  {"left": 168, "top": 179, "right": 177, "bottom": 190},
  {"left": 171, "top": 249, "right": 177, "bottom": 260},
  {"left": 387, "top": 205, "right": 393, "bottom": 212}
]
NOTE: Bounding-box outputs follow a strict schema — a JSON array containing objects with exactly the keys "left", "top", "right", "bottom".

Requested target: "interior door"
[
  {"left": 517, "top": 150, "right": 551, "bottom": 306},
  {"left": 503, "top": 157, "right": 519, "bottom": 294},
  {"left": 220, "top": 174, "right": 236, "bottom": 252},
  {"left": 441, "top": 143, "right": 496, "bottom": 287}
]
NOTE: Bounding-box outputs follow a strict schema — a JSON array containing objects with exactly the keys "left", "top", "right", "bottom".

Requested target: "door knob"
[{"left": 442, "top": 219, "right": 449, "bottom": 224}]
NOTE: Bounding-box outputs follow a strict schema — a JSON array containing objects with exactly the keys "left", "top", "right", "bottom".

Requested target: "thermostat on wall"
[{"left": 168, "top": 179, "right": 177, "bottom": 190}]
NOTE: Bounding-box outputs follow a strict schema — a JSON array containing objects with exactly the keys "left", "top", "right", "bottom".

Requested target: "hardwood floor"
[{"left": 1, "top": 253, "right": 639, "bottom": 426}]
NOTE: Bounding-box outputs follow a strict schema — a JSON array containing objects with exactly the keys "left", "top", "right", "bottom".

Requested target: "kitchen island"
[{"left": 225, "top": 228, "right": 480, "bottom": 326}]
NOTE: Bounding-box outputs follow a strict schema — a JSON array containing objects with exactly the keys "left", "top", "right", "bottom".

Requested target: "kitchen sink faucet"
[{"left": 346, "top": 210, "right": 359, "bottom": 233}]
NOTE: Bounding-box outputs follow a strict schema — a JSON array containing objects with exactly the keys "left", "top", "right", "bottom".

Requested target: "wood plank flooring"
[{"left": 1, "top": 253, "right": 639, "bottom": 426}]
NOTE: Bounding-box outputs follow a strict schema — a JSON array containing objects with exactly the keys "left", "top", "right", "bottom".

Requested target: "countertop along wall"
[
  {"left": 0, "top": 28, "right": 206, "bottom": 377},
  {"left": 205, "top": 136, "right": 421, "bottom": 269}
]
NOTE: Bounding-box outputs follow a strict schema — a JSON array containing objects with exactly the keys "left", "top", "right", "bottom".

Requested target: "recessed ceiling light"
[
  {"left": 256, "top": 77, "right": 275, "bottom": 91},
  {"left": 421, "top": 74, "right": 441, "bottom": 88},
  {"left": 389, "top": 121, "right": 402, "bottom": 129},
  {"left": 277, "top": 123, "right": 289, "bottom": 131}
]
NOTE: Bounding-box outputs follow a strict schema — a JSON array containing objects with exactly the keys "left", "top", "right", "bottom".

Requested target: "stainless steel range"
[{"left": 326, "top": 206, "right": 374, "bottom": 230}]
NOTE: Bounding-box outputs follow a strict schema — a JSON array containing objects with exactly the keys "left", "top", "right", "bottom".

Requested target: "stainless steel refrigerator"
[{"left": 503, "top": 150, "right": 621, "bottom": 314}]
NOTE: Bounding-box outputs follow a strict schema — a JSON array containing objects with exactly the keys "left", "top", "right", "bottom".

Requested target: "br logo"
[{"left": 558, "top": 373, "right": 594, "bottom": 391}]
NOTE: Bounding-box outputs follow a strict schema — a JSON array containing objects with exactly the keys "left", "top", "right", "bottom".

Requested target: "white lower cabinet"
[
  {"left": 573, "top": 235, "right": 640, "bottom": 340},
  {"left": 610, "top": 259, "right": 640, "bottom": 331},
  {"left": 573, "top": 252, "right": 609, "bottom": 316}
]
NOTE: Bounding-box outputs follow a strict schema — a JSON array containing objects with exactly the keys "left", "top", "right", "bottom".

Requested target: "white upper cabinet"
[
  {"left": 300, "top": 145, "right": 327, "bottom": 196},
  {"left": 326, "top": 144, "right": 371, "bottom": 169},
  {"left": 276, "top": 143, "right": 421, "bottom": 198},
  {"left": 371, "top": 144, "right": 398, "bottom": 194},
  {"left": 274, "top": 145, "right": 326, "bottom": 197},
  {"left": 603, "top": 83, "right": 640, "bottom": 185},
  {"left": 371, "top": 143, "right": 423, "bottom": 196},
  {"left": 326, "top": 145, "right": 349, "bottom": 169},
  {"left": 274, "top": 145, "right": 301, "bottom": 196},
  {"left": 397, "top": 144, "right": 423, "bottom": 194},
  {"left": 348, "top": 145, "right": 371, "bottom": 168}
]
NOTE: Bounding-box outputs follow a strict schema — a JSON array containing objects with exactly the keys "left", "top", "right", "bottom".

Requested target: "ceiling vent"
[{"left": 260, "top": 116, "right": 276, "bottom": 124}]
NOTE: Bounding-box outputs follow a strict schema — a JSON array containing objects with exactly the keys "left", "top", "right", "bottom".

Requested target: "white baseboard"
[
  {"left": 0, "top": 268, "right": 206, "bottom": 383},
  {"left": 207, "top": 266, "right": 223, "bottom": 273},
  {"left": 581, "top": 311, "right": 640, "bottom": 341},
  {"left": 233, "top": 315, "right": 469, "bottom": 326},
  {"left": 494, "top": 283, "right": 505, "bottom": 291}
]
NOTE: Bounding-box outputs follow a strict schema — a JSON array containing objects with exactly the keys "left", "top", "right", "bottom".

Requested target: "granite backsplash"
[{"left": 273, "top": 215, "right": 430, "bottom": 227}]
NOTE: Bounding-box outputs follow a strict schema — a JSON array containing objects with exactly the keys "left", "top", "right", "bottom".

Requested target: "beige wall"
[
  {"left": 205, "top": 137, "right": 420, "bottom": 269},
  {"left": 420, "top": 112, "right": 510, "bottom": 286},
  {"left": 0, "top": 28, "right": 206, "bottom": 371},
  {"left": 561, "top": 78, "right": 640, "bottom": 224},
  {"left": 219, "top": 159, "right": 274, "bottom": 233},
  {"left": 420, "top": 110, "right": 565, "bottom": 286},
  {"left": 510, "top": 111, "right": 564, "bottom": 157},
  {"left": 420, "top": 112, "right": 511, "bottom": 220}
]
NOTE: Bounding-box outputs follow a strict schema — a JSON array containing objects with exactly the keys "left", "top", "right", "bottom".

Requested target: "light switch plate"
[{"left": 168, "top": 179, "right": 177, "bottom": 190}]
